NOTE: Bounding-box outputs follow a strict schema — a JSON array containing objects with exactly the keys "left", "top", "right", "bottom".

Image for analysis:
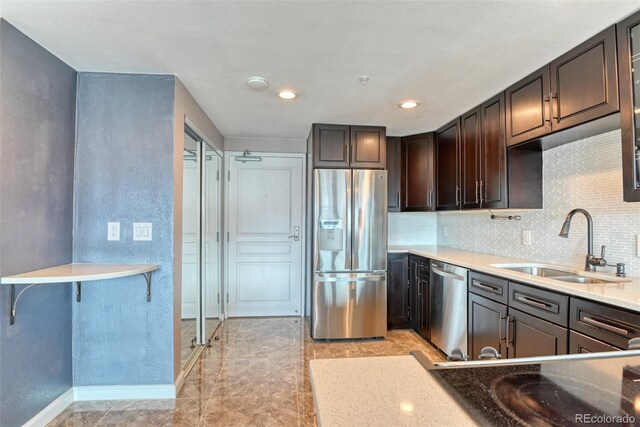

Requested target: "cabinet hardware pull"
[
  {"left": 582, "top": 316, "right": 629, "bottom": 336},
  {"left": 475, "top": 181, "right": 479, "bottom": 204},
  {"left": 544, "top": 95, "right": 552, "bottom": 123},
  {"left": 429, "top": 188, "right": 433, "bottom": 209},
  {"left": 515, "top": 295, "right": 549, "bottom": 309},
  {"left": 479, "top": 180, "right": 484, "bottom": 204},
  {"left": 498, "top": 314, "right": 504, "bottom": 343},
  {"left": 506, "top": 315, "right": 513, "bottom": 347},
  {"left": 455, "top": 185, "right": 460, "bottom": 206},
  {"left": 472, "top": 281, "right": 498, "bottom": 293},
  {"left": 551, "top": 93, "right": 559, "bottom": 120},
  {"left": 396, "top": 191, "right": 400, "bottom": 207}
]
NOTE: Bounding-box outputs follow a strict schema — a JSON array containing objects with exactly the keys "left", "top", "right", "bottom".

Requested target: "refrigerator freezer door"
[
  {"left": 352, "top": 170, "right": 387, "bottom": 272},
  {"left": 312, "top": 273, "right": 387, "bottom": 339},
  {"left": 314, "top": 169, "right": 352, "bottom": 272}
]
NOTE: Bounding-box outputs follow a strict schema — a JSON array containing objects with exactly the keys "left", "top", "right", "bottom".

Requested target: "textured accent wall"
[
  {"left": 388, "top": 212, "right": 438, "bottom": 245},
  {"left": 439, "top": 130, "right": 640, "bottom": 277},
  {"left": 0, "top": 19, "right": 76, "bottom": 426},
  {"left": 73, "top": 73, "right": 175, "bottom": 386}
]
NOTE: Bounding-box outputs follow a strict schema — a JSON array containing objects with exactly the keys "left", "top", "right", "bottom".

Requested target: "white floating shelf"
[{"left": 1, "top": 263, "right": 159, "bottom": 325}]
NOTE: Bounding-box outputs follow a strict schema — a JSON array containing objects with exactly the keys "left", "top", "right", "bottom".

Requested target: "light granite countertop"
[
  {"left": 309, "top": 355, "right": 478, "bottom": 427},
  {"left": 389, "top": 245, "right": 640, "bottom": 313}
]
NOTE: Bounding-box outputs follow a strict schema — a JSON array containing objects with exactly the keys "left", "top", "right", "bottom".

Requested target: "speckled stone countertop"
[
  {"left": 309, "top": 356, "right": 478, "bottom": 427},
  {"left": 311, "top": 353, "right": 640, "bottom": 426},
  {"left": 389, "top": 245, "right": 640, "bottom": 313}
]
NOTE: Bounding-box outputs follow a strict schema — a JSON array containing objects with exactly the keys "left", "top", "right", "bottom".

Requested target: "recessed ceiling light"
[
  {"left": 247, "top": 76, "right": 269, "bottom": 90},
  {"left": 278, "top": 90, "right": 298, "bottom": 100},
  {"left": 398, "top": 100, "right": 420, "bottom": 109}
]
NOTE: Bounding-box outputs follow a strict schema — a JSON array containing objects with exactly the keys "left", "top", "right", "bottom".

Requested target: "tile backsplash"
[
  {"left": 388, "top": 212, "right": 437, "bottom": 245},
  {"left": 437, "top": 129, "right": 640, "bottom": 277}
]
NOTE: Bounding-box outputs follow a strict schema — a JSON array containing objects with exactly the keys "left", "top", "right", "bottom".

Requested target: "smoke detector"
[
  {"left": 359, "top": 76, "right": 370, "bottom": 85},
  {"left": 247, "top": 77, "right": 269, "bottom": 90}
]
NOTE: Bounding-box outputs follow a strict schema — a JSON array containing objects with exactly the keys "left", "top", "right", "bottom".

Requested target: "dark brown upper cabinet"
[
  {"left": 311, "top": 123, "right": 386, "bottom": 169},
  {"left": 506, "top": 26, "right": 618, "bottom": 147},
  {"left": 386, "top": 137, "right": 402, "bottom": 211},
  {"left": 618, "top": 12, "right": 640, "bottom": 202},
  {"left": 461, "top": 108, "right": 481, "bottom": 209},
  {"left": 550, "top": 26, "right": 618, "bottom": 133},
  {"left": 505, "top": 67, "right": 552, "bottom": 146},
  {"left": 480, "top": 93, "right": 508, "bottom": 208},
  {"left": 401, "top": 133, "right": 435, "bottom": 211},
  {"left": 350, "top": 126, "right": 386, "bottom": 169},
  {"left": 435, "top": 118, "right": 461, "bottom": 210}
]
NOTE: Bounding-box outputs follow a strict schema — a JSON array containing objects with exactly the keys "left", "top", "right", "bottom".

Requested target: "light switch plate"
[
  {"left": 522, "top": 230, "right": 531, "bottom": 246},
  {"left": 107, "top": 222, "right": 120, "bottom": 241},
  {"left": 443, "top": 226, "right": 448, "bottom": 237},
  {"left": 133, "top": 222, "right": 152, "bottom": 241}
]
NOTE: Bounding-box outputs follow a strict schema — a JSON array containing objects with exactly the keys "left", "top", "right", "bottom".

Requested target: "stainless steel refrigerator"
[{"left": 311, "top": 169, "right": 387, "bottom": 339}]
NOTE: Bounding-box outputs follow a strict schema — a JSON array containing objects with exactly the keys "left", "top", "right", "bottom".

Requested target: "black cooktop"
[{"left": 429, "top": 355, "right": 640, "bottom": 426}]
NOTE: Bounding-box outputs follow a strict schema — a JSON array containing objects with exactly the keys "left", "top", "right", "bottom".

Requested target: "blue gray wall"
[
  {"left": 73, "top": 73, "right": 175, "bottom": 386},
  {"left": 0, "top": 19, "right": 76, "bottom": 427}
]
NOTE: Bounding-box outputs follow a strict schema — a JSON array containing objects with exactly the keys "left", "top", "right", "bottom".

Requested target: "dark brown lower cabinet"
[
  {"left": 387, "top": 253, "right": 409, "bottom": 329},
  {"left": 415, "top": 262, "right": 430, "bottom": 341},
  {"left": 468, "top": 293, "right": 507, "bottom": 360},
  {"left": 569, "top": 330, "right": 621, "bottom": 354},
  {"left": 508, "top": 308, "right": 568, "bottom": 358}
]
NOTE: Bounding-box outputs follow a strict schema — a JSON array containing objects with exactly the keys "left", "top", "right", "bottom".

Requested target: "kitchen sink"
[{"left": 492, "top": 264, "right": 577, "bottom": 278}]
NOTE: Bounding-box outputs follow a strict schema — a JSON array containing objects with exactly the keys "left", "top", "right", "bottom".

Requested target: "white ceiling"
[{"left": 1, "top": 1, "right": 639, "bottom": 139}]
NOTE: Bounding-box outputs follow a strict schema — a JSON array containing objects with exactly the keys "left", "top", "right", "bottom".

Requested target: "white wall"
[
  {"left": 224, "top": 136, "right": 306, "bottom": 153},
  {"left": 438, "top": 129, "right": 640, "bottom": 277}
]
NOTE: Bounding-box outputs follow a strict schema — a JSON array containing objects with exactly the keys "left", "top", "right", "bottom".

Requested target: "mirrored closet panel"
[{"left": 181, "top": 124, "right": 223, "bottom": 369}]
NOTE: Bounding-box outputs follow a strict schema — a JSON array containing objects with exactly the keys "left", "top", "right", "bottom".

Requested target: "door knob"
[{"left": 288, "top": 226, "right": 300, "bottom": 241}]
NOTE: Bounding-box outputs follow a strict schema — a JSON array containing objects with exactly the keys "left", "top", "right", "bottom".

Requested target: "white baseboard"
[
  {"left": 74, "top": 384, "right": 176, "bottom": 401},
  {"left": 22, "top": 388, "right": 74, "bottom": 427}
]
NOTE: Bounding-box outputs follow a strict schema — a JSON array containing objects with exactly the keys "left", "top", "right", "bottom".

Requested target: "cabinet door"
[
  {"left": 480, "top": 93, "right": 508, "bottom": 209},
  {"left": 350, "top": 126, "right": 386, "bottom": 169},
  {"left": 401, "top": 133, "right": 435, "bottom": 211},
  {"left": 408, "top": 256, "right": 420, "bottom": 329},
  {"left": 508, "top": 308, "right": 568, "bottom": 358},
  {"left": 468, "top": 293, "right": 507, "bottom": 360},
  {"left": 549, "top": 26, "right": 618, "bottom": 132},
  {"left": 569, "top": 330, "right": 621, "bottom": 354},
  {"left": 505, "top": 67, "right": 551, "bottom": 146},
  {"left": 386, "top": 137, "right": 401, "bottom": 211},
  {"left": 460, "top": 108, "right": 481, "bottom": 209},
  {"left": 387, "top": 253, "right": 409, "bottom": 329},
  {"left": 435, "top": 118, "right": 461, "bottom": 210},
  {"left": 313, "top": 124, "right": 350, "bottom": 168},
  {"left": 617, "top": 12, "right": 640, "bottom": 202}
]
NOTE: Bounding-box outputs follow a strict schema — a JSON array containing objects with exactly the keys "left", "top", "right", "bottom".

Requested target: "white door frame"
[{"left": 223, "top": 151, "right": 306, "bottom": 318}]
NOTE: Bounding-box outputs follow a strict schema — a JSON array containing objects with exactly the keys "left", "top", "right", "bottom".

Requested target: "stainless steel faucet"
[{"left": 558, "top": 208, "right": 607, "bottom": 271}]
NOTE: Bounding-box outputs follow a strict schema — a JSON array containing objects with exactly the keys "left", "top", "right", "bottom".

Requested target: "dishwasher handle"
[{"left": 431, "top": 265, "right": 465, "bottom": 282}]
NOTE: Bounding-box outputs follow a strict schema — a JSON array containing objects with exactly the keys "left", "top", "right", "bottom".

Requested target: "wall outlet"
[
  {"left": 107, "top": 222, "right": 120, "bottom": 241},
  {"left": 133, "top": 222, "right": 152, "bottom": 241},
  {"left": 443, "top": 226, "right": 448, "bottom": 237},
  {"left": 522, "top": 230, "right": 531, "bottom": 246}
]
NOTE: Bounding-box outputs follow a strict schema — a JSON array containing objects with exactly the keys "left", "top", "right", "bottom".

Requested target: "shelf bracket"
[
  {"left": 141, "top": 272, "right": 152, "bottom": 302},
  {"left": 10, "top": 283, "right": 42, "bottom": 325},
  {"left": 76, "top": 281, "right": 82, "bottom": 302}
]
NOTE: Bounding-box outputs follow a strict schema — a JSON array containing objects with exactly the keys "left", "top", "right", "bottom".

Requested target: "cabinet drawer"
[
  {"left": 570, "top": 298, "right": 640, "bottom": 349},
  {"left": 508, "top": 282, "right": 568, "bottom": 327},
  {"left": 468, "top": 271, "right": 508, "bottom": 304},
  {"left": 569, "top": 330, "right": 621, "bottom": 354}
]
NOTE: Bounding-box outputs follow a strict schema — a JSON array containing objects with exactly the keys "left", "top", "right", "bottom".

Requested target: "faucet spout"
[{"left": 559, "top": 208, "right": 593, "bottom": 257}]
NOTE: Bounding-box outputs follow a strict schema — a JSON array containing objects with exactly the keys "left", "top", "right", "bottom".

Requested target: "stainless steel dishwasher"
[{"left": 429, "top": 261, "right": 469, "bottom": 360}]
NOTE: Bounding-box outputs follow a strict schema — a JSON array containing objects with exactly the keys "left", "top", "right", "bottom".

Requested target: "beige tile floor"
[{"left": 49, "top": 317, "right": 446, "bottom": 427}]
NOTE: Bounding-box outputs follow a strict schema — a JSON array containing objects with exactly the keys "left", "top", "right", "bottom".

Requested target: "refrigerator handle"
[{"left": 347, "top": 169, "right": 354, "bottom": 270}]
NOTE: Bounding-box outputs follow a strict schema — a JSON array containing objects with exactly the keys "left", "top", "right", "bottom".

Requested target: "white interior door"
[
  {"left": 182, "top": 158, "right": 200, "bottom": 319},
  {"left": 226, "top": 154, "right": 304, "bottom": 317}
]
